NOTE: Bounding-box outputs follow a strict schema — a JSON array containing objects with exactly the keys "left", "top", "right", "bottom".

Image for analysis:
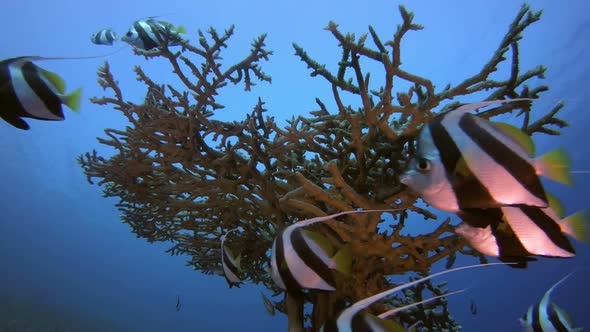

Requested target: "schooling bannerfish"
[
  {"left": 121, "top": 18, "right": 187, "bottom": 50},
  {"left": 519, "top": 272, "right": 582, "bottom": 332},
  {"left": 400, "top": 99, "right": 572, "bottom": 213},
  {"left": 320, "top": 263, "right": 509, "bottom": 332},
  {"left": 271, "top": 210, "right": 396, "bottom": 293},
  {"left": 0, "top": 56, "right": 82, "bottom": 130},
  {"left": 90, "top": 28, "right": 118, "bottom": 45},
  {"left": 455, "top": 193, "right": 588, "bottom": 266},
  {"left": 221, "top": 228, "right": 242, "bottom": 288}
]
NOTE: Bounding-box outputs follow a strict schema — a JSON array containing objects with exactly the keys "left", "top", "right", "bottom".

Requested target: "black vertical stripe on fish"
[
  {"left": 350, "top": 312, "right": 372, "bottom": 331},
  {"left": 134, "top": 21, "right": 158, "bottom": 50},
  {"left": 459, "top": 114, "right": 547, "bottom": 205},
  {"left": 519, "top": 206, "right": 576, "bottom": 255},
  {"left": 491, "top": 219, "right": 530, "bottom": 256},
  {"left": 274, "top": 230, "right": 304, "bottom": 293},
  {"left": 290, "top": 228, "right": 335, "bottom": 289},
  {"left": 105, "top": 30, "right": 115, "bottom": 44},
  {"left": 21, "top": 62, "right": 64, "bottom": 119},
  {"left": 547, "top": 303, "right": 569, "bottom": 332},
  {"left": 458, "top": 208, "right": 503, "bottom": 228},
  {"left": 0, "top": 58, "right": 31, "bottom": 129},
  {"left": 429, "top": 115, "right": 496, "bottom": 208},
  {"left": 531, "top": 303, "right": 544, "bottom": 332}
]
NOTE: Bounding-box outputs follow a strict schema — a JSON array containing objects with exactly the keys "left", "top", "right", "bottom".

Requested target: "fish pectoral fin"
[
  {"left": 536, "top": 148, "right": 573, "bottom": 185},
  {"left": 62, "top": 88, "right": 83, "bottom": 113}
]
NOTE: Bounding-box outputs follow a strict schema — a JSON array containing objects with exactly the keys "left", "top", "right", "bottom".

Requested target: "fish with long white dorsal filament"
[
  {"left": 221, "top": 228, "right": 242, "bottom": 288},
  {"left": 121, "top": 17, "right": 187, "bottom": 50},
  {"left": 0, "top": 56, "right": 82, "bottom": 130},
  {"left": 455, "top": 193, "right": 589, "bottom": 267},
  {"left": 400, "top": 99, "right": 573, "bottom": 213},
  {"left": 320, "top": 263, "right": 510, "bottom": 332},
  {"left": 271, "top": 210, "right": 399, "bottom": 293},
  {"left": 519, "top": 271, "right": 582, "bottom": 332}
]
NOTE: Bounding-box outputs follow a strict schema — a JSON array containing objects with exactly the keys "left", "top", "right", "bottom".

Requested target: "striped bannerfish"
[
  {"left": 519, "top": 272, "right": 582, "bottom": 332},
  {"left": 0, "top": 56, "right": 82, "bottom": 130},
  {"left": 320, "top": 263, "right": 509, "bottom": 332},
  {"left": 271, "top": 210, "right": 396, "bottom": 293},
  {"left": 400, "top": 99, "right": 573, "bottom": 213},
  {"left": 90, "top": 28, "right": 118, "bottom": 46},
  {"left": 455, "top": 194, "right": 588, "bottom": 267},
  {"left": 121, "top": 17, "right": 186, "bottom": 50},
  {"left": 221, "top": 228, "right": 242, "bottom": 288}
]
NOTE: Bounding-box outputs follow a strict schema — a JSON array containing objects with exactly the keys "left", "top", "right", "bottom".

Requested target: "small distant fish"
[
  {"left": 519, "top": 272, "right": 582, "bottom": 332},
  {"left": 260, "top": 292, "right": 275, "bottom": 316},
  {"left": 469, "top": 298, "right": 477, "bottom": 316},
  {"left": 176, "top": 294, "right": 181, "bottom": 312},
  {"left": 400, "top": 99, "right": 572, "bottom": 213},
  {"left": 221, "top": 228, "right": 242, "bottom": 288},
  {"left": 0, "top": 56, "right": 82, "bottom": 130},
  {"left": 271, "top": 210, "right": 395, "bottom": 293},
  {"left": 90, "top": 28, "right": 118, "bottom": 45},
  {"left": 320, "top": 263, "right": 509, "bottom": 332},
  {"left": 455, "top": 193, "right": 588, "bottom": 266},
  {"left": 121, "top": 17, "right": 187, "bottom": 50}
]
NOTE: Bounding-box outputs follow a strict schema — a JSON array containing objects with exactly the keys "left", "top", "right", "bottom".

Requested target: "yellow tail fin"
[{"left": 536, "top": 148, "right": 573, "bottom": 185}]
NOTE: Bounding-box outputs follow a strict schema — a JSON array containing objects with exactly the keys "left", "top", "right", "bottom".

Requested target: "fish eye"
[
  {"left": 417, "top": 158, "right": 431, "bottom": 173},
  {"left": 126, "top": 31, "right": 133, "bottom": 36}
]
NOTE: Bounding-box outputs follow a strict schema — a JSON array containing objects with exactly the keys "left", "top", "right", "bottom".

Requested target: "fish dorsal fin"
[
  {"left": 542, "top": 272, "right": 575, "bottom": 305},
  {"left": 546, "top": 193, "right": 565, "bottom": 218},
  {"left": 293, "top": 209, "right": 403, "bottom": 229},
  {"left": 490, "top": 121, "right": 535, "bottom": 157},
  {"left": 377, "top": 289, "right": 465, "bottom": 318},
  {"left": 300, "top": 229, "right": 335, "bottom": 257},
  {"left": 341, "top": 263, "right": 509, "bottom": 321},
  {"left": 38, "top": 67, "right": 66, "bottom": 94},
  {"left": 453, "top": 98, "right": 533, "bottom": 115},
  {"left": 551, "top": 302, "right": 576, "bottom": 327}
]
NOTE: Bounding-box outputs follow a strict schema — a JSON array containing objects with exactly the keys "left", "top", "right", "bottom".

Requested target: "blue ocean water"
[{"left": 0, "top": 1, "right": 588, "bottom": 331}]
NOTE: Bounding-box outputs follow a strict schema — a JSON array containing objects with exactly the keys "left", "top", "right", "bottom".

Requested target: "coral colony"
[{"left": 78, "top": 5, "right": 580, "bottom": 331}]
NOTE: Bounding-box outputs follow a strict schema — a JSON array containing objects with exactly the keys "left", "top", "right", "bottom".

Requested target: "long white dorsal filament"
[{"left": 343, "top": 262, "right": 512, "bottom": 317}]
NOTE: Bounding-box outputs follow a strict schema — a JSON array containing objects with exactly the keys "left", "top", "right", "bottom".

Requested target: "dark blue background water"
[{"left": 1, "top": 1, "right": 588, "bottom": 330}]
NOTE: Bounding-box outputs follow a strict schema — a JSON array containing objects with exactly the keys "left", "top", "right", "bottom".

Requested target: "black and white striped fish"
[
  {"left": 455, "top": 194, "right": 588, "bottom": 266},
  {"left": 121, "top": 18, "right": 187, "bottom": 50},
  {"left": 320, "top": 263, "right": 509, "bottom": 332},
  {"left": 0, "top": 56, "right": 82, "bottom": 130},
  {"left": 271, "top": 210, "right": 395, "bottom": 293},
  {"left": 400, "top": 99, "right": 572, "bottom": 213},
  {"left": 221, "top": 228, "right": 242, "bottom": 288},
  {"left": 519, "top": 272, "right": 582, "bottom": 332},
  {"left": 90, "top": 28, "right": 118, "bottom": 46}
]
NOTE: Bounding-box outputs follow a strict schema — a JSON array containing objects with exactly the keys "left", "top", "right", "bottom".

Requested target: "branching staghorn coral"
[{"left": 78, "top": 4, "right": 567, "bottom": 331}]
